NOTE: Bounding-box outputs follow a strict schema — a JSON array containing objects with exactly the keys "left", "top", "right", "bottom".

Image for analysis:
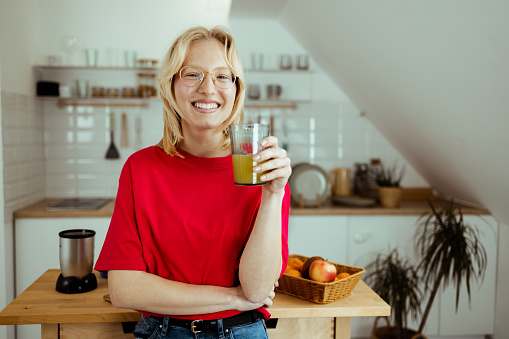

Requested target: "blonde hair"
[{"left": 157, "top": 26, "right": 245, "bottom": 157}]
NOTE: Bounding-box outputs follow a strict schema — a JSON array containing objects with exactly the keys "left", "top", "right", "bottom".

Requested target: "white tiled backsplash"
[
  {"left": 1, "top": 90, "right": 45, "bottom": 223},
  {"left": 2, "top": 89, "right": 427, "bottom": 221}
]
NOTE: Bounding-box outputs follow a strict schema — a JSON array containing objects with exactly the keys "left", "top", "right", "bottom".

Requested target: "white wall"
[
  {"left": 229, "top": 18, "right": 428, "bottom": 185},
  {"left": 0, "top": 0, "right": 41, "bottom": 337},
  {"left": 0, "top": 2, "right": 230, "bottom": 338},
  {"left": 278, "top": 1, "right": 509, "bottom": 338}
]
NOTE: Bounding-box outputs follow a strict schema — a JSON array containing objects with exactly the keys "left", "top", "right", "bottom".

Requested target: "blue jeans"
[{"left": 133, "top": 315, "right": 269, "bottom": 339}]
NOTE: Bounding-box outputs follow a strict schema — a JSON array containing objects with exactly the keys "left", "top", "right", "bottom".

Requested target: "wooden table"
[{"left": 0, "top": 269, "right": 390, "bottom": 339}]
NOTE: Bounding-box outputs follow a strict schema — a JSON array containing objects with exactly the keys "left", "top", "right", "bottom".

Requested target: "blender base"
[{"left": 56, "top": 272, "right": 97, "bottom": 294}]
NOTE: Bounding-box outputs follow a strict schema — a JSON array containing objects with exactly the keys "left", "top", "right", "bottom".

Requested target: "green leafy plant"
[
  {"left": 364, "top": 200, "right": 489, "bottom": 338},
  {"left": 364, "top": 249, "right": 424, "bottom": 339},
  {"left": 415, "top": 200, "right": 488, "bottom": 333},
  {"left": 370, "top": 162, "right": 405, "bottom": 187}
]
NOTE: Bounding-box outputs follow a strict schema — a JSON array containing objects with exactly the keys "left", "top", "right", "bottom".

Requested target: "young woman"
[{"left": 94, "top": 26, "right": 292, "bottom": 339}]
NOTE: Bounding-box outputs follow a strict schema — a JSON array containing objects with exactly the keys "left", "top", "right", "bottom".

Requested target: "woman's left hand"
[{"left": 252, "top": 136, "right": 291, "bottom": 194}]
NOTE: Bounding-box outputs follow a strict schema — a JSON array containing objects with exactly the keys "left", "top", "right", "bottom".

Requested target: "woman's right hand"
[{"left": 232, "top": 282, "right": 276, "bottom": 310}]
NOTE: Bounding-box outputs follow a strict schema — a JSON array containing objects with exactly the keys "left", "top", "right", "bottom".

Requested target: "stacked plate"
[{"left": 289, "top": 163, "right": 329, "bottom": 207}]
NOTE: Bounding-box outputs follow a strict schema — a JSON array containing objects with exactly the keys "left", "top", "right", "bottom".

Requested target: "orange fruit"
[
  {"left": 288, "top": 258, "right": 304, "bottom": 272},
  {"left": 336, "top": 272, "right": 351, "bottom": 280},
  {"left": 334, "top": 276, "right": 339, "bottom": 281},
  {"left": 285, "top": 265, "right": 292, "bottom": 273},
  {"left": 286, "top": 269, "right": 302, "bottom": 278}
]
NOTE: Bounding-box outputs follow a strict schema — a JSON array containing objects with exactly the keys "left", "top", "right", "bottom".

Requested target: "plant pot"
[
  {"left": 371, "top": 316, "right": 426, "bottom": 339},
  {"left": 378, "top": 187, "right": 403, "bottom": 208}
]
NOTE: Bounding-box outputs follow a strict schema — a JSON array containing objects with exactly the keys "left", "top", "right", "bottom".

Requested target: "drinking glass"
[{"left": 230, "top": 123, "right": 270, "bottom": 186}]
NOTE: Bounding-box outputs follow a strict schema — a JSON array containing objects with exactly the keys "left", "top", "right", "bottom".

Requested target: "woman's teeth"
[{"left": 193, "top": 102, "right": 219, "bottom": 109}]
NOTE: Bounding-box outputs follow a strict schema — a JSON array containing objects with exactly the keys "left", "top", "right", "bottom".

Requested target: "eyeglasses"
[{"left": 178, "top": 65, "right": 238, "bottom": 90}]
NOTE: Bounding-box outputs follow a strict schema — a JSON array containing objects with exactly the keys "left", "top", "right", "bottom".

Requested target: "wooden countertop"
[
  {"left": 290, "top": 199, "right": 490, "bottom": 216},
  {"left": 13, "top": 198, "right": 116, "bottom": 219},
  {"left": 13, "top": 196, "right": 490, "bottom": 219},
  {"left": 0, "top": 269, "right": 389, "bottom": 325}
]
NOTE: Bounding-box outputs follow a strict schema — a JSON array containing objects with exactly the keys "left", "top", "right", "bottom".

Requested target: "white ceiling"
[{"left": 230, "top": 0, "right": 288, "bottom": 18}]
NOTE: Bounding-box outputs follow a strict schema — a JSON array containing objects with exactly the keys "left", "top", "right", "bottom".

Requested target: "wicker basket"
[{"left": 276, "top": 254, "right": 365, "bottom": 304}]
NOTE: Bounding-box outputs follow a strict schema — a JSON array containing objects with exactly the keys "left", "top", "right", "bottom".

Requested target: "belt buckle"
[{"left": 191, "top": 319, "right": 203, "bottom": 333}]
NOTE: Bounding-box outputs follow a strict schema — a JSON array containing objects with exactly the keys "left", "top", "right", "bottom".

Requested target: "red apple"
[
  {"left": 309, "top": 260, "right": 337, "bottom": 283},
  {"left": 301, "top": 256, "right": 324, "bottom": 279}
]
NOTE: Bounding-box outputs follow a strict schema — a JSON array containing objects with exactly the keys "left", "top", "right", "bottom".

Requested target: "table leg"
[
  {"left": 335, "top": 317, "right": 351, "bottom": 339},
  {"left": 41, "top": 323, "right": 59, "bottom": 339}
]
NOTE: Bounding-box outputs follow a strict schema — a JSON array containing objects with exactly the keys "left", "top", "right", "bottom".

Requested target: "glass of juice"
[{"left": 230, "top": 123, "right": 270, "bottom": 186}]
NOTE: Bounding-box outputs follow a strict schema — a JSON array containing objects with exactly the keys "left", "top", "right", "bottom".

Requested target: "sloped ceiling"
[{"left": 232, "top": 0, "right": 509, "bottom": 226}]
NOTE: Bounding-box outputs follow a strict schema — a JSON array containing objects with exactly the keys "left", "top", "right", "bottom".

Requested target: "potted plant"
[
  {"left": 370, "top": 162, "right": 405, "bottom": 207},
  {"left": 364, "top": 249, "right": 425, "bottom": 339},
  {"left": 364, "top": 200, "right": 489, "bottom": 339},
  {"left": 414, "top": 200, "right": 488, "bottom": 333}
]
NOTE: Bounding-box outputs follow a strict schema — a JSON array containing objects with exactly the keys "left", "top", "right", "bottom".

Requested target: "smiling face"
[{"left": 174, "top": 39, "right": 237, "bottom": 138}]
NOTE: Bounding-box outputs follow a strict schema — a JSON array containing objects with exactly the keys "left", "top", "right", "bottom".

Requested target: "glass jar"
[
  {"left": 137, "top": 73, "right": 157, "bottom": 98},
  {"left": 91, "top": 86, "right": 104, "bottom": 98},
  {"left": 122, "top": 87, "right": 136, "bottom": 98},
  {"left": 106, "top": 88, "right": 120, "bottom": 98}
]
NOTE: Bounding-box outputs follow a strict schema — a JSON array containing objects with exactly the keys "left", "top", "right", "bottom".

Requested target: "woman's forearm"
[
  {"left": 108, "top": 270, "right": 268, "bottom": 315},
  {"left": 238, "top": 191, "right": 284, "bottom": 303}
]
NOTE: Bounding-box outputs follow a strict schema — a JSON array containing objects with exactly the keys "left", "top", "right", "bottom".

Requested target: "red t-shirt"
[{"left": 95, "top": 146, "right": 290, "bottom": 320}]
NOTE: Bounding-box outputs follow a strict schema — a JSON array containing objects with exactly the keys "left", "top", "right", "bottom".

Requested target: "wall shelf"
[
  {"left": 244, "top": 100, "right": 303, "bottom": 109},
  {"left": 33, "top": 65, "right": 159, "bottom": 72},
  {"left": 37, "top": 96, "right": 153, "bottom": 108}
]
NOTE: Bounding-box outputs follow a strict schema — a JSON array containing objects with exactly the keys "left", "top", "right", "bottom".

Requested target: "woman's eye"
[{"left": 216, "top": 74, "right": 231, "bottom": 81}]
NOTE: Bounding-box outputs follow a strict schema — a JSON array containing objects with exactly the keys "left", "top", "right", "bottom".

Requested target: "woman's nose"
[{"left": 198, "top": 73, "right": 216, "bottom": 93}]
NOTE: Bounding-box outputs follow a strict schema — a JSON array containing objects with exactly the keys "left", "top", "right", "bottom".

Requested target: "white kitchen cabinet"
[
  {"left": 438, "top": 215, "right": 498, "bottom": 337},
  {"left": 347, "top": 216, "right": 439, "bottom": 338},
  {"left": 288, "top": 214, "right": 498, "bottom": 339},
  {"left": 14, "top": 217, "right": 110, "bottom": 339},
  {"left": 288, "top": 215, "right": 348, "bottom": 264}
]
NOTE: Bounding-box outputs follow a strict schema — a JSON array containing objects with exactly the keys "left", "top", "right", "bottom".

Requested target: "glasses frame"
[{"left": 178, "top": 65, "right": 238, "bottom": 90}]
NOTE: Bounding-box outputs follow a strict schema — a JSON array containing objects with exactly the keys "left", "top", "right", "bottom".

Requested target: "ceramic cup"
[
  {"left": 329, "top": 168, "right": 351, "bottom": 196},
  {"left": 296, "top": 54, "right": 309, "bottom": 70},
  {"left": 230, "top": 123, "right": 270, "bottom": 186},
  {"left": 267, "top": 84, "right": 282, "bottom": 100},
  {"left": 85, "top": 49, "right": 98, "bottom": 67},
  {"left": 280, "top": 54, "right": 292, "bottom": 70},
  {"left": 247, "top": 84, "right": 261, "bottom": 100},
  {"left": 76, "top": 80, "right": 89, "bottom": 98},
  {"left": 124, "top": 50, "right": 137, "bottom": 67},
  {"left": 251, "top": 53, "right": 264, "bottom": 70}
]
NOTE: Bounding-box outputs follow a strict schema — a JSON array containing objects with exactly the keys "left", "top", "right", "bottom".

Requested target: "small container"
[
  {"left": 91, "top": 86, "right": 104, "bottom": 98},
  {"left": 106, "top": 88, "right": 120, "bottom": 98},
  {"left": 122, "top": 87, "right": 136, "bottom": 98},
  {"left": 138, "top": 59, "right": 158, "bottom": 68},
  {"left": 137, "top": 73, "right": 157, "bottom": 98}
]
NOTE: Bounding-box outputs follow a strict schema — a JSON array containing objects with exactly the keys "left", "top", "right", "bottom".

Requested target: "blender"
[{"left": 56, "top": 229, "right": 97, "bottom": 294}]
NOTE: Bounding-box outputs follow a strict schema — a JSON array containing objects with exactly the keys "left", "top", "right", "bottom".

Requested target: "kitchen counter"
[
  {"left": 14, "top": 197, "right": 490, "bottom": 219},
  {"left": 14, "top": 198, "right": 116, "bottom": 218},
  {"left": 0, "top": 269, "right": 389, "bottom": 339},
  {"left": 290, "top": 198, "right": 491, "bottom": 216}
]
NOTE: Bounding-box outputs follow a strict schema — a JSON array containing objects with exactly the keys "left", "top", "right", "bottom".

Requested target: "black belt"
[{"left": 151, "top": 310, "right": 260, "bottom": 334}]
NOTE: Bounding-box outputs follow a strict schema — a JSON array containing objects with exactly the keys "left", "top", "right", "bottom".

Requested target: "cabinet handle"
[{"left": 354, "top": 232, "right": 371, "bottom": 243}]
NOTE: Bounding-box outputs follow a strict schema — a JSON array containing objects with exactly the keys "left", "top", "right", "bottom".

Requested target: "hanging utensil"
[
  {"left": 105, "top": 112, "right": 120, "bottom": 159},
  {"left": 134, "top": 114, "right": 142, "bottom": 151},
  {"left": 120, "top": 112, "right": 128, "bottom": 148}
]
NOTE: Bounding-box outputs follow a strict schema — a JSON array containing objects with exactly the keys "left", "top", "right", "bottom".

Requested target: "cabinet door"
[
  {"left": 288, "top": 216, "right": 348, "bottom": 264},
  {"left": 15, "top": 217, "right": 110, "bottom": 339},
  {"left": 438, "top": 215, "right": 498, "bottom": 336},
  {"left": 347, "top": 216, "right": 439, "bottom": 338}
]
